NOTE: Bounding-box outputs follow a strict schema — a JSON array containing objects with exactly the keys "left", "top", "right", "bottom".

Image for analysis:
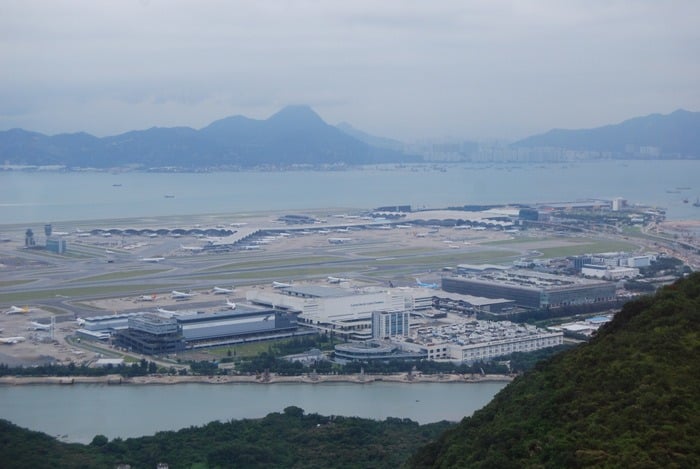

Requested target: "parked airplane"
[
  {"left": 140, "top": 257, "right": 165, "bottom": 263},
  {"left": 171, "top": 290, "right": 196, "bottom": 300},
  {"left": 181, "top": 244, "right": 204, "bottom": 252},
  {"left": 5, "top": 306, "right": 33, "bottom": 315},
  {"left": 156, "top": 307, "right": 177, "bottom": 315},
  {"left": 416, "top": 278, "right": 439, "bottom": 289},
  {"left": 225, "top": 299, "right": 237, "bottom": 310},
  {"left": 137, "top": 294, "right": 157, "bottom": 302},
  {"left": 28, "top": 321, "right": 51, "bottom": 331},
  {"left": 76, "top": 318, "right": 86, "bottom": 327},
  {"left": 0, "top": 336, "right": 26, "bottom": 344},
  {"left": 327, "top": 276, "right": 348, "bottom": 284},
  {"left": 272, "top": 281, "right": 292, "bottom": 288},
  {"left": 328, "top": 237, "right": 352, "bottom": 244},
  {"left": 212, "top": 286, "right": 234, "bottom": 295}
]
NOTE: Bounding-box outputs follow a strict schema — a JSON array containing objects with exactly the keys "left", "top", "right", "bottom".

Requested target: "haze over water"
[{"left": 1, "top": 161, "right": 699, "bottom": 225}]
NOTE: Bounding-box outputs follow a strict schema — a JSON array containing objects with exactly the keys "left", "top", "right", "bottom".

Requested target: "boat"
[
  {"left": 164, "top": 194, "right": 175, "bottom": 199},
  {"left": 683, "top": 198, "right": 689, "bottom": 203},
  {"left": 112, "top": 183, "right": 122, "bottom": 187},
  {"left": 693, "top": 198, "right": 700, "bottom": 207}
]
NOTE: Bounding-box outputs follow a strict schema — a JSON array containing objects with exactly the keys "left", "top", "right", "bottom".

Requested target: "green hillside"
[
  {"left": 410, "top": 273, "right": 700, "bottom": 468},
  {"left": 0, "top": 408, "right": 452, "bottom": 468}
]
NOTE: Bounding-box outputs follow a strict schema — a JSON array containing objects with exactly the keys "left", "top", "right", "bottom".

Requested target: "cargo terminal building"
[
  {"left": 246, "top": 285, "right": 434, "bottom": 339},
  {"left": 442, "top": 270, "right": 616, "bottom": 309},
  {"left": 111, "top": 306, "right": 298, "bottom": 355}
]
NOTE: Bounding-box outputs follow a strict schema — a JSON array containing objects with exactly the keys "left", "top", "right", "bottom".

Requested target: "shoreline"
[{"left": 0, "top": 373, "right": 514, "bottom": 386}]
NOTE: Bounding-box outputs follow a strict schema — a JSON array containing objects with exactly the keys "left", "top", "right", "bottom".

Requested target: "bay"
[
  {"left": 0, "top": 381, "right": 507, "bottom": 443},
  {"left": 1, "top": 161, "right": 699, "bottom": 224}
]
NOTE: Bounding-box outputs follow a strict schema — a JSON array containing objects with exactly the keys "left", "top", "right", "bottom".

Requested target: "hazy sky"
[{"left": 1, "top": 1, "right": 698, "bottom": 141}]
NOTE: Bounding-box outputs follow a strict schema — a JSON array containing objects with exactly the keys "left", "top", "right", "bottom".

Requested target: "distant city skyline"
[{"left": 1, "top": 1, "right": 698, "bottom": 142}]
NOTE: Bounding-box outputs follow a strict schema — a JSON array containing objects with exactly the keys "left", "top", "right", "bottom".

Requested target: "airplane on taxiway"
[
  {"left": 5, "top": 306, "right": 33, "bottom": 315},
  {"left": 327, "top": 276, "right": 348, "bottom": 284},
  {"left": 0, "top": 336, "right": 26, "bottom": 344},
  {"left": 137, "top": 294, "right": 157, "bottom": 302},
  {"left": 28, "top": 321, "right": 51, "bottom": 331},
  {"left": 171, "top": 290, "right": 196, "bottom": 300},
  {"left": 212, "top": 286, "right": 234, "bottom": 295},
  {"left": 328, "top": 237, "right": 352, "bottom": 244},
  {"left": 416, "top": 278, "right": 439, "bottom": 289},
  {"left": 180, "top": 244, "right": 204, "bottom": 252},
  {"left": 225, "top": 299, "right": 237, "bottom": 310},
  {"left": 140, "top": 257, "right": 165, "bottom": 263},
  {"left": 272, "top": 281, "right": 291, "bottom": 288}
]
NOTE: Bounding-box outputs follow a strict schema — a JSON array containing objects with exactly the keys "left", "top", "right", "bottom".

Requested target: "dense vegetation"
[
  {"left": 0, "top": 359, "right": 158, "bottom": 377},
  {"left": 0, "top": 407, "right": 453, "bottom": 468},
  {"left": 410, "top": 272, "right": 700, "bottom": 468}
]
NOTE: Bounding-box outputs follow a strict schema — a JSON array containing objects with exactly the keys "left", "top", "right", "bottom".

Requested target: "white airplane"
[
  {"left": 137, "top": 294, "right": 157, "bottom": 302},
  {"left": 156, "top": 307, "right": 177, "bottom": 315},
  {"left": 181, "top": 244, "right": 204, "bottom": 252},
  {"left": 76, "top": 318, "right": 86, "bottom": 327},
  {"left": 225, "top": 299, "right": 237, "bottom": 310},
  {"left": 416, "top": 278, "right": 439, "bottom": 289},
  {"left": 241, "top": 245, "right": 261, "bottom": 251},
  {"left": 328, "top": 237, "right": 352, "bottom": 244},
  {"left": 0, "top": 336, "right": 26, "bottom": 344},
  {"left": 5, "top": 306, "right": 33, "bottom": 315},
  {"left": 212, "top": 286, "right": 235, "bottom": 295},
  {"left": 272, "top": 281, "right": 291, "bottom": 288},
  {"left": 171, "top": 290, "right": 196, "bottom": 300},
  {"left": 140, "top": 257, "right": 165, "bottom": 263},
  {"left": 317, "top": 229, "right": 331, "bottom": 234},
  {"left": 28, "top": 321, "right": 51, "bottom": 331},
  {"left": 327, "top": 276, "right": 348, "bottom": 284}
]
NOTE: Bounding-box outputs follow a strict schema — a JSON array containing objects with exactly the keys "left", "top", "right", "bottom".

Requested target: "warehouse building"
[
  {"left": 103, "top": 305, "right": 299, "bottom": 355},
  {"left": 442, "top": 270, "right": 616, "bottom": 309},
  {"left": 177, "top": 307, "right": 297, "bottom": 346},
  {"left": 246, "top": 285, "right": 432, "bottom": 325}
]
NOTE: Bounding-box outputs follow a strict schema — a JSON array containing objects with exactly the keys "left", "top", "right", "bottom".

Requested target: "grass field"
[
  {"left": 536, "top": 239, "right": 640, "bottom": 258},
  {"left": 0, "top": 279, "right": 34, "bottom": 288},
  {"left": 0, "top": 284, "right": 172, "bottom": 303},
  {"left": 70, "top": 268, "right": 169, "bottom": 283},
  {"left": 202, "top": 256, "right": 343, "bottom": 273}
]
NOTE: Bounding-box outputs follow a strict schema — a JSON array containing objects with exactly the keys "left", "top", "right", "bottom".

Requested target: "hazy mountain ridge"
[
  {"left": 409, "top": 272, "right": 700, "bottom": 468},
  {"left": 513, "top": 109, "right": 700, "bottom": 157},
  {"left": 0, "top": 106, "right": 417, "bottom": 168},
  {"left": 335, "top": 122, "right": 405, "bottom": 151}
]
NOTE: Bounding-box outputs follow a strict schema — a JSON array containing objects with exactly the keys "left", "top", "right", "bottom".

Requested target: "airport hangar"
[
  {"left": 441, "top": 270, "right": 617, "bottom": 310},
  {"left": 80, "top": 306, "right": 300, "bottom": 355}
]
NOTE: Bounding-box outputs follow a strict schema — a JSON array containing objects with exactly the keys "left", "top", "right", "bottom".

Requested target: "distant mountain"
[
  {"left": 514, "top": 109, "right": 700, "bottom": 157},
  {"left": 0, "top": 105, "right": 419, "bottom": 169},
  {"left": 336, "top": 122, "right": 405, "bottom": 151},
  {"left": 410, "top": 272, "right": 700, "bottom": 468}
]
